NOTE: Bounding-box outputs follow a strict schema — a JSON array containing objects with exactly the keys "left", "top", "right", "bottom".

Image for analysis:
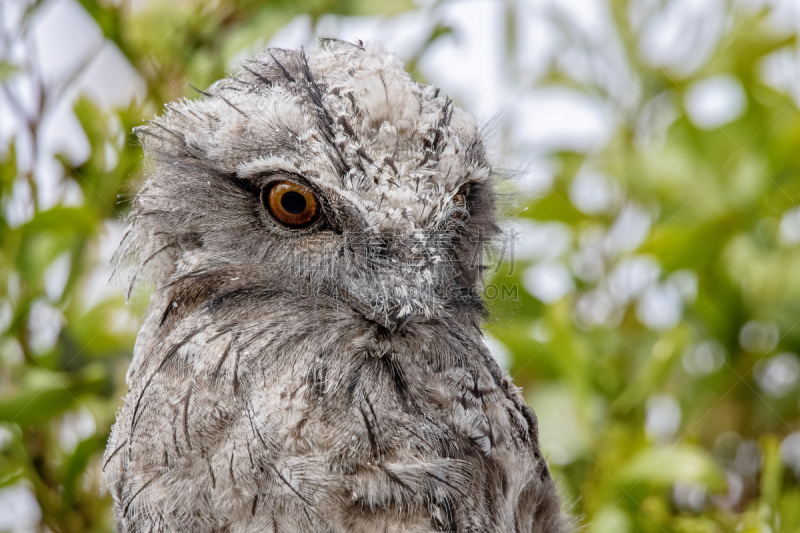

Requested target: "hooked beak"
[
  {"left": 343, "top": 286, "right": 431, "bottom": 333},
  {"left": 335, "top": 230, "right": 447, "bottom": 333}
]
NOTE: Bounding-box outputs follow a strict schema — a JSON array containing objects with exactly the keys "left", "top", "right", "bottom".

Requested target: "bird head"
[{"left": 116, "top": 40, "right": 497, "bottom": 332}]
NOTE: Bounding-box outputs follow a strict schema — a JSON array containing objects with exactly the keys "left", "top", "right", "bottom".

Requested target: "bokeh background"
[{"left": 2, "top": 0, "right": 800, "bottom": 531}]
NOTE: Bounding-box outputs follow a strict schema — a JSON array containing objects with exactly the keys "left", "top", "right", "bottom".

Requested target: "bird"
[{"left": 102, "top": 40, "right": 569, "bottom": 533}]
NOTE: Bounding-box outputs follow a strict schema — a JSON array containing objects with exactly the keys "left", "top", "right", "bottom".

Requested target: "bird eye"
[
  {"left": 261, "top": 180, "right": 321, "bottom": 229},
  {"left": 452, "top": 189, "right": 469, "bottom": 218}
]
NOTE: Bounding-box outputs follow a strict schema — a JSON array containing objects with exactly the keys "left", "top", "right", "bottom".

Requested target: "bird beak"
[
  {"left": 335, "top": 231, "right": 445, "bottom": 332},
  {"left": 342, "top": 281, "right": 434, "bottom": 332}
]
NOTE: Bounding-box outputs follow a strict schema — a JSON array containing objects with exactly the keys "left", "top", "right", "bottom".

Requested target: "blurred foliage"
[
  {"left": 1, "top": 0, "right": 799, "bottom": 532},
  {"left": 484, "top": 2, "right": 800, "bottom": 532}
]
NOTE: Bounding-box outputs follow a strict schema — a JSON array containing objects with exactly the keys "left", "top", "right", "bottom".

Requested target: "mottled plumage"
[{"left": 103, "top": 40, "right": 569, "bottom": 533}]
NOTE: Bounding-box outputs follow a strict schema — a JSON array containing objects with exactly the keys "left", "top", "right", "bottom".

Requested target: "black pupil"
[{"left": 281, "top": 191, "right": 307, "bottom": 214}]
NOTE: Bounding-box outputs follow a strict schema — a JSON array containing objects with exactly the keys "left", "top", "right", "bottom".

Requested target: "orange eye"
[
  {"left": 262, "top": 180, "right": 320, "bottom": 229},
  {"left": 452, "top": 190, "right": 468, "bottom": 218}
]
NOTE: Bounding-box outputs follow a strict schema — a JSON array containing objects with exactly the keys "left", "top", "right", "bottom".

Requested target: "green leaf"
[
  {"left": 759, "top": 435, "right": 783, "bottom": 526},
  {"left": 0, "top": 366, "right": 105, "bottom": 425},
  {"left": 62, "top": 434, "right": 106, "bottom": 505},
  {"left": 0, "top": 424, "right": 25, "bottom": 488},
  {"left": 589, "top": 505, "right": 631, "bottom": 533},
  {"left": 322, "top": 0, "right": 414, "bottom": 17},
  {"left": 22, "top": 207, "right": 97, "bottom": 235},
  {"left": 617, "top": 445, "right": 726, "bottom": 491},
  {"left": 0, "top": 61, "right": 18, "bottom": 81}
]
